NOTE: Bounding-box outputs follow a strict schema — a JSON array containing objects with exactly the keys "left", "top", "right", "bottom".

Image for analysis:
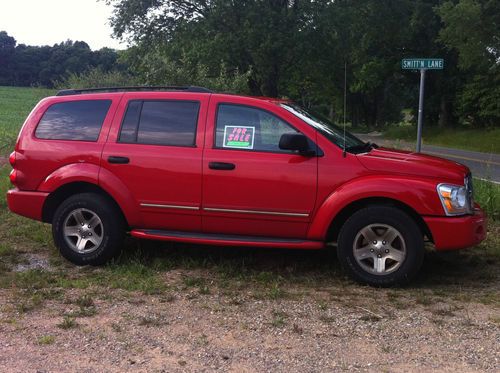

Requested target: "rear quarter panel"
[{"left": 14, "top": 93, "right": 122, "bottom": 191}]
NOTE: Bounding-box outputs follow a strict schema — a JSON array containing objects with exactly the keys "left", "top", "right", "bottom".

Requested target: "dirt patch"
[
  {"left": 13, "top": 253, "right": 53, "bottom": 272},
  {"left": 0, "top": 274, "right": 498, "bottom": 372}
]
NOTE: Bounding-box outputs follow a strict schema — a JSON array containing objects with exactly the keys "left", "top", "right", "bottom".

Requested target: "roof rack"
[{"left": 56, "top": 86, "right": 212, "bottom": 96}]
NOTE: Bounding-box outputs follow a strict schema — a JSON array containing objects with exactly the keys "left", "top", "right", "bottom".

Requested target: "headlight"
[{"left": 437, "top": 183, "right": 471, "bottom": 216}]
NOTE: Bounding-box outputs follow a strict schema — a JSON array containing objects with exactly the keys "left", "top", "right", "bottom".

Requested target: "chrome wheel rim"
[
  {"left": 353, "top": 224, "right": 406, "bottom": 275},
  {"left": 63, "top": 208, "right": 103, "bottom": 254}
]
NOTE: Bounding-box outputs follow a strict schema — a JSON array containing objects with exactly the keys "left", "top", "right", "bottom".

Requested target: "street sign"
[
  {"left": 402, "top": 58, "right": 444, "bottom": 70},
  {"left": 402, "top": 58, "right": 444, "bottom": 152}
]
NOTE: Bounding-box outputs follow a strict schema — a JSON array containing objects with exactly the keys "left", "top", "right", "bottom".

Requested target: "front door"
[
  {"left": 202, "top": 96, "right": 318, "bottom": 238},
  {"left": 101, "top": 92, "right": 208, "bottom": 231}
]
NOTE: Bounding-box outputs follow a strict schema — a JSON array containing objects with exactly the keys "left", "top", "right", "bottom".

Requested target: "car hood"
[{"left": 356, "top": 147, "right": 468, "bottom": 182}]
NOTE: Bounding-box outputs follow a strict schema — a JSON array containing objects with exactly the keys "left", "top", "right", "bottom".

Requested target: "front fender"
[{"left": 308, "top": 175, "right": 444, "bottom": 240}]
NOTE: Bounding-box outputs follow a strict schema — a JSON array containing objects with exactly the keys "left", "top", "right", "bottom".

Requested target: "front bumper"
[
  {"left": 423, "top": 207, "right": 487, "bottom": 251},
  {"left": 6, "top": 188, "right": 49, "bottom": 221}
]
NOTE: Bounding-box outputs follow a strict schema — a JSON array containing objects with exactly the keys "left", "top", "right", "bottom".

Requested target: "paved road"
[{"left": 355, "top": 133, "right": 500, "bottom": 183}]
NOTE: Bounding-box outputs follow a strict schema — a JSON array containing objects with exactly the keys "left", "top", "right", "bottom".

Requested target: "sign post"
[{"left": 402, "top": 58, "right": 444, "bottom": 152}]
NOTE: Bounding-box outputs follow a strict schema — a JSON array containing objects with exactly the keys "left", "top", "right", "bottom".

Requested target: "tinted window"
[
  {"left": 215, "top": 104, "right": 298, "bottom": 152},
  {"left": 118, "top": 101, "right": 142, "bottom": 143},
  {"left": 35, "top": 100, "right": 111, "bottom": 141},
  {"left": 119, "top": 100, "right": 200, "bottom": 146}
]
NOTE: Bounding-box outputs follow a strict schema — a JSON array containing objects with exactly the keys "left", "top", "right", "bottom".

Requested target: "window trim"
[
  {"left": 34, "top": 99, "right": 112, "bottom": 142},
  {"left": 117, "top": 99, "right": 201, "bottom": 148},
  {"left": 213, "top": 102, "right": 316, "bottom": 155}
]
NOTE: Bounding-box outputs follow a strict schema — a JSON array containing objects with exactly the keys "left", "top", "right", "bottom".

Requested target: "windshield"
[{"left": 280, "top": 103, "right": 366, "bottom": 152}]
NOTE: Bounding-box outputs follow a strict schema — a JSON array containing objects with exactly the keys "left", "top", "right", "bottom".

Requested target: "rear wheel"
[
  {"left": 52, "top": 193, "right": 125, "bottom": 265},
  {"left": 337, "top": 206, "right": 424, "bottom": 286}
]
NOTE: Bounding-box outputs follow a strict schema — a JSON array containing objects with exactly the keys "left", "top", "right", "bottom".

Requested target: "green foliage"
[
  {"left": 54, "top": 68, "right": 140, "bottom": 89},
  {"left": 123, "top": 48, "right": 251, "bottom": 93},
  {"left": 474, "top": 179, "right": 499, "bottom": 220},
  {"left": 1, "top": 1, "right": 499, "bottom": 128},
  {"left": 438, "top": 0, "right": 499, "bottom": 70},
  {"left": 437, "top": 0, "right": 500, "bottom": 127},
  {"left": 0, "top": 32, "right": 125, "bottom": 88}
]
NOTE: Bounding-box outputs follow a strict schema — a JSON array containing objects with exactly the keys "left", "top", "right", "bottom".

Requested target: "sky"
[{"left": 0, "top": 0, "right": 127, "bottom": 50}]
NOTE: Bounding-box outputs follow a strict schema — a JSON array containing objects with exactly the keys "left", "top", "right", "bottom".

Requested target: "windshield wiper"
[{"left": 346, "top": 141, "right": 378, "bottom": 154}]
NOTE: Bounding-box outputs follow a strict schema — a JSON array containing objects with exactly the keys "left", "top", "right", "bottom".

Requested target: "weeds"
[
  {"left": 57, "top": 316, "right": 78, "bottom": 330},
  {"left": 38, "top": 335, "right": 55, "bottom": 345},
  {"left": 271, "top": 310, "right": 287, "bottom": 327}
]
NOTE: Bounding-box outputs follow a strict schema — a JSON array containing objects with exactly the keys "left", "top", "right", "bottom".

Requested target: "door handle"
[
  {"left": 108, "top": 156, "right": 130, "bottom": 164},
  {"left": 208, "top": 162, "right": 235, "bottom": 170}
]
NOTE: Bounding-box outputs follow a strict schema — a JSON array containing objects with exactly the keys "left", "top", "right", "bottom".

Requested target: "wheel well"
[
  {"left": 326, "top": 197, "right": 433, "bottom": 243},
  {"left": 41, "top": 182, "right": 128, "bottom": 226}
]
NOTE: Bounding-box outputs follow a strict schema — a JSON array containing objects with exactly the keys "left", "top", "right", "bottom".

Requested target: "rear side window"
[
  {"left": 119, "top": 100, "right": 200, "bottom": 146},
  {"left": 35, "top": 100, "right": 111, "bottom": 141}
]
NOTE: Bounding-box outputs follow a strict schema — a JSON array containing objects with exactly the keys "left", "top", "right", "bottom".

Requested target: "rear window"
[
  {"left": 35, "top": 100, "right": 111, "bottom": 141},
  {"left": 118, "top": 100, "right": 200, "bottom": 146}
]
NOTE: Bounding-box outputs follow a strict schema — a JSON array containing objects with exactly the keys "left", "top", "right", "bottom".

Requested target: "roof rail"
[{"left": 56, "top": 86, "right": 212, "bottom": 96}]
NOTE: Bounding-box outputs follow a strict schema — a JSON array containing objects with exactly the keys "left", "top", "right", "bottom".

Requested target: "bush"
[{"left": 54, "top": 68, "right": 140, "bottom": 89}]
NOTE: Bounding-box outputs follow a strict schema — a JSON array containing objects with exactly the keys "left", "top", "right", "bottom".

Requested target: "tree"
[
  {"left": 436, "top": 0, "right": 500, "bottom": 127},
  {"left": 0, "top": 31, "right": 16, "bottom": 85}
]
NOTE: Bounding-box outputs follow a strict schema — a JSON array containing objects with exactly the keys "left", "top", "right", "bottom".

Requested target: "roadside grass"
[
  {"left": 0, "top": 86, "right": 55, "bottom": 155},
  {"left": 383, "top": 126, "right": 500, "bottom": 154},
  {"left": 474, "top": 178, "right": 500, "bottom": 220}
]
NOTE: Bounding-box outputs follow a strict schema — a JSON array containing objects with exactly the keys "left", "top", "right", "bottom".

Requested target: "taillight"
[
  {"left": 9, "top": 169, "right": 17, "bottom": 184},
  {"left": 9, "top": 151, "right": 16, "bottom": 167}
]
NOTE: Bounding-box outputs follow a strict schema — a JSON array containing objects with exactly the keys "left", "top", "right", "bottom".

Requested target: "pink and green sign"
[{"left": 223, "top": 126, "right": 255, "bottom": 149}]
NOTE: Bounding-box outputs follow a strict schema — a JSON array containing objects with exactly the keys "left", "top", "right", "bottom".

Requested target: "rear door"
[
  {"left": 201, "top": 95, "right": 318, "bottom": 238},
  {"left": 101, "top": 92, "right": 208, "bottom": 231}
]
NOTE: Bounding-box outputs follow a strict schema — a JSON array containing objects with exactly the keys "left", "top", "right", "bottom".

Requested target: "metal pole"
[{"left": 416, "top": 68, "right": 426, "bottom": 152}]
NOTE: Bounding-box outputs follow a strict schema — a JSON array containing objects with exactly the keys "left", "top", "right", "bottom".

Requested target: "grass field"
[
  {"left": 384, "top": 125, "right": 500, "bottom": 154},
  {"left": 0, "top": 86, "right": 55, "bottom": 155}
]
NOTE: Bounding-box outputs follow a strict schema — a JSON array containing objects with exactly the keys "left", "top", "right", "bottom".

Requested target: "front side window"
[
  {"left": 215, "top": 104, "right": 298, "bottom": 152},
  {"left": 35, "top": 100, "right": 111, "bottom": 141},
  {"left": 119, "top": 100, "right": 200, "bottom": 146}
]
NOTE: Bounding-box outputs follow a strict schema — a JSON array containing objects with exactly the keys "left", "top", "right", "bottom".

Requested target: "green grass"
[
  {"left": 0, "top": 86, "right": 55, "bottom": 155},
  {"left": 474, "top": 178, "right": 500, "bottom": 220},
  {"left": 384, "top": 126, "right": 500, "bottom": 154}
]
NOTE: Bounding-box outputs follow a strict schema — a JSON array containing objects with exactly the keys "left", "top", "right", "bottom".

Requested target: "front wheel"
[
  {"left": 52, "top": 193, "right": 125, "bottom": 265},
  {"left": 337, "top": 206, "right": 424, "bottom": 286}
]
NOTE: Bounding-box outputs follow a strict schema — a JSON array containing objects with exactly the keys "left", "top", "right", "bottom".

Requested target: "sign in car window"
[{"left": 223, "top": 126, "right": 255, "bottom": 149}]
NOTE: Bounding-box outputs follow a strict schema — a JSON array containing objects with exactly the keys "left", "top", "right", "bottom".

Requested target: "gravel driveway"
[{"left": 1, "top": 266, "right": 499, "bottom": 373}]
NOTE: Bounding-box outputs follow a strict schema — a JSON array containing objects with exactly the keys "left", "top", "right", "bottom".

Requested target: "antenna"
[{"left": 343, "top": 60, "right": 347, "bottom": 158}]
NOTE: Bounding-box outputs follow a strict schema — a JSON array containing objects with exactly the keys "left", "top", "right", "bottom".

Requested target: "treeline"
[
  {"left": 1, "top": 0, "right": 499, "bottom": 128},
  {"left": 0, "top": 31, "right": 126, "bottom": 87},
  {"left": 108, "top": 0, "right": 499, "bottom": 128}
]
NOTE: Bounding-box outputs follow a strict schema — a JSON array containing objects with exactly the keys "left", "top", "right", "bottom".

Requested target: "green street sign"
[{"left": 402, "top": 58, "right": 444, "bottom": 70}]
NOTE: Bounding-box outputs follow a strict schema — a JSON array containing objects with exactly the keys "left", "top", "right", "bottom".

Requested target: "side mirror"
[{"left": 279, "top": 133, "right": 315, "bottom": 156}]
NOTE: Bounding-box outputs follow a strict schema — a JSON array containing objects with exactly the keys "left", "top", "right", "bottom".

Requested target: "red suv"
[{"left": 6, "top": 86, "right": 487, "bottom": 286}]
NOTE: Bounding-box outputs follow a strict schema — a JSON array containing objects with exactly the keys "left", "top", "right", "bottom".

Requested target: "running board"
[{"left": 130, "top": 229, "right": 324, "bottom": 249}]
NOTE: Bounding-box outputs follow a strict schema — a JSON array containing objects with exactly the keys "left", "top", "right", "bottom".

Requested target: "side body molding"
[
  {"left": 37, "top": 163, "right": 141, "bottom": 227},
  {"left": 307, "top": 175, "right": 444, "bottom": 240}
]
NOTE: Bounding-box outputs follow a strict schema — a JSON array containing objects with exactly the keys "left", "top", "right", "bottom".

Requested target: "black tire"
[
  {"left": 52, "top": 193, "right": 125, "bottom": 265},
  {"left": 337, "top": 206, "right": 424, "bottom": 286}
]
